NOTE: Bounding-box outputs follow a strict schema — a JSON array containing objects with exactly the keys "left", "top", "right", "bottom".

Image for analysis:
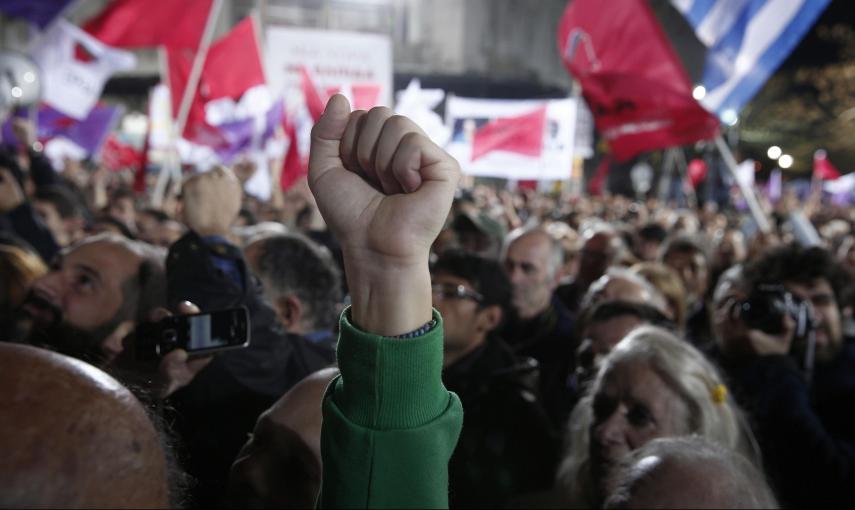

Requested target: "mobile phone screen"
[{"left": 188, "top": 314, "right": 227, "bottom": 350}]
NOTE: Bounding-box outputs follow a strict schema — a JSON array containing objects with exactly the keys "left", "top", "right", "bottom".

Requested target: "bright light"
[
  {"left": 692, "top": 85, "right": 707, "bottom": 100},
  {"left": 722, "top": 109, "right": 738, "bottom": 126},
  {"left": 779, "top": 154, "right": 794, "bottom": 169},
  {"left": 10, "top": 86, "right": 22, "bottom": 98},
  {"left": 23, "top": 72, "right": 35, "bottom": 83},
  {"left": 767, "top": 146, "right": 782, "bottom": 160}
]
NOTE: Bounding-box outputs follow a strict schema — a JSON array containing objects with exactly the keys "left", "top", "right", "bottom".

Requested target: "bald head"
[
  {"left": 228, "top": 368, "right": 339, "bottom": 508},
  {"left": 604, "top": 436, "right": 777, "bottom": 509},
  {"left": 0, "top": 344, "right": 169, "bottom": 508}
]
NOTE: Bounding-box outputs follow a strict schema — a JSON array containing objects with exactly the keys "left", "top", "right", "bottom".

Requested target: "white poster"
[
  {"left": 264, "top": 27, "right": 392, "bottom": 112},
  {"left": 445, "top": 97, "right": 577, "bottom": 181}
]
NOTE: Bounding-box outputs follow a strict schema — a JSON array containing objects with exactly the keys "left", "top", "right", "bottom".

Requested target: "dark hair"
[
  {"left": 743, "top": 243, "right": 851, "bottom": 305},
  {"left": 638, "top": 223, "right": 668, "bottom": 243},
  {"left": 661, "top": 235, "right": 709, "bottom": 262},
  {"left": 92, "top": 215, "right": 136, "bottom": 240},
  {"left": 238, "top": 208, "right": 257, "bottom": 226},
  {"left": 431, "top": 250, "right": 511, "bottom": 311},
  {"left": 255, "top": 234, "right": 343, "bottom": 331},
  {"left": 110, "top": 187, "right": 135, "bottom": 202},
  {"left": 140, "top": 208, "right": 171, "bottom": 224},
  {"left": 34, "top": 186, "right": 83, "bottom": 219},
  {"left": 578, "top": 299, "right": 674, "bottom": 335}
]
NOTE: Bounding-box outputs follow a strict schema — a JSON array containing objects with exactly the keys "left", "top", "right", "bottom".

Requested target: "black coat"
[
  {"left": 719, "top": 340, "right": 855, "bottom": 508},
  {"left": 444, "top": 338, "right": 560, "bottom": 508},
  {"left": 165, "top": 232, "right": 335, "bottom": 507}
]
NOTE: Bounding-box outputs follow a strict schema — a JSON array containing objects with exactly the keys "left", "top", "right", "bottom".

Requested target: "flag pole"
[
  {"left": 714, "top": 134, "right": 772, "bottom": 233},
  {"left": 152, "top": 0, "right": 223, "bottom": 207}
]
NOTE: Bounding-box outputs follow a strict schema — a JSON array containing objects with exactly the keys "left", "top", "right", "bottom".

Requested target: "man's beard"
[{"left": 12, "top": 291, "right": 120, "bottom": 366}]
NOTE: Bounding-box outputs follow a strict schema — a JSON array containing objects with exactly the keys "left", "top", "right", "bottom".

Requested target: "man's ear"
[
  {"left": 274, "top": 294, "right": 303, "bottom": 331},
  {"left": 475, "top": 305, "right": 503, "bottom": 334}
]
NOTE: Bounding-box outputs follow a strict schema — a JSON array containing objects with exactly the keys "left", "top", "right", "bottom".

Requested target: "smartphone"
[{"left": 135, "top": 307, "right": 250, "bottom": 360}]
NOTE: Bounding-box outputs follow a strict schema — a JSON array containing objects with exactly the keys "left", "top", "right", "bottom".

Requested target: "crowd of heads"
[{"left": 2, "top": 116, "right": 855, "bottom": 508}]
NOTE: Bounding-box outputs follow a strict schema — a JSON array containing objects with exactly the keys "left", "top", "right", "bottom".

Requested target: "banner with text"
[{"left": 445, "top": 97, "right": 577, "bottom": 181}]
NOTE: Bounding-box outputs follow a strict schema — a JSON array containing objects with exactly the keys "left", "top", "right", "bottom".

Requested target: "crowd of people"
[{"left": 1, "top": 96, "right": 854, "bottom": 509}]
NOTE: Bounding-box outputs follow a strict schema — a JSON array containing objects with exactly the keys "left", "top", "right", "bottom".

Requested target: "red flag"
[
  {"left": 301, "top": 66, "right": 327, "bottom": 123},
  {"left": 101, "top": 135, "right": 143, "bottom": 171},
  {"left": 168, "top": 16, "right": 266, "bottom": 140},
  {"left": 813, "top": 150, "right": 841, "bottom": 181},
  {"left": 557, "top": 0, "right": 719, "bottom": 161},
  {"left": 471, "top": 107, "right": 546, "bottom": 162},
  {"left": 280, "top": 120, "right": 307, "bottom": 191},
  {"left": 83, "top": 0, "right": 213, "bottom": 50},
  {"left": 588, "top": 155, "right": 611, "bottom": 196},
  {"left": 687, "top": 158, "right": 708, "bottom": 188}
]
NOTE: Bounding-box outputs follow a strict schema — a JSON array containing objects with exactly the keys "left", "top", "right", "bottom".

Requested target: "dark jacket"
[
  {"left": 502, "top": 296, "right": 576, "bottom": 429},
  {"left": 165, "top": 232, "right": 335, "bottom": 507},
  {"left": 718, "top": 340, "right": 855, "bottom": 508},
  {"left": 444, "top": 338, "right": 560, "bottom": 508}
]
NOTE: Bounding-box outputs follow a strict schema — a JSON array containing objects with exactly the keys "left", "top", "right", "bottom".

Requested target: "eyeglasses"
[{"left": 431, "top": 283, "right": 484, "bottom": 303}]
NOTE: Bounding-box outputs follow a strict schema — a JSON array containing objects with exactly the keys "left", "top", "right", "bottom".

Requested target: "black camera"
[{"left": 734, "top": 285, "right": 815, "bottom": 340}]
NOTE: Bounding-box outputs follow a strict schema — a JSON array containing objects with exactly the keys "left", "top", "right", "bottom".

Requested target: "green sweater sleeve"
[{"left": 319, "top": 308, "right": 463, "bottom": 509}]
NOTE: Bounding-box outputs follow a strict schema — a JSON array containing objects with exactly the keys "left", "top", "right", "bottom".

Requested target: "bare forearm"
[{"left": 343, "top": 249, "right": 432, "bottom": 337}]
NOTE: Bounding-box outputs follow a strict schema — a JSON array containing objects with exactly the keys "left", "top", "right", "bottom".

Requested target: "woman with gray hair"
[{"left": 557, "top": 325, "right": 761, "bottom": 508}]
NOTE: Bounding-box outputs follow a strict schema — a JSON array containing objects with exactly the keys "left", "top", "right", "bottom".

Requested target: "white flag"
[{"left": 31, "top": 20, "right": 136, "bottom": 120}]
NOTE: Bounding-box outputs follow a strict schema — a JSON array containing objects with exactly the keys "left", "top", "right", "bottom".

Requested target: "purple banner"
[{"left": 0, "top": 0, "right": 74, "bottom": 28}]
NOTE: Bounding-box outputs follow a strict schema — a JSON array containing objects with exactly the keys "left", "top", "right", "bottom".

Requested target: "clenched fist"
[
  {"left": 180, "top": 165, "right": 242, "bottom": 237},
  {"left": 308, "top": 95, "right": 461, "bottom": 336}
]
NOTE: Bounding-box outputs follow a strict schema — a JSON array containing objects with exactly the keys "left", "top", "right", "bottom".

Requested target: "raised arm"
[{"left": 311, "top": 95, "right": 463, "bottom": 508}]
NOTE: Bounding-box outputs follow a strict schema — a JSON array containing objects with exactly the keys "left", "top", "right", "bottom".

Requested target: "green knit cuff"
[{"left": 334, "top": 307, "right": 448, "bottom": 430}]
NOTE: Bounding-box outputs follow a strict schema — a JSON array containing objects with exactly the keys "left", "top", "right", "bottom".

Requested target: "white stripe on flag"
[
  {"left": 702, "top": 0, "right": 803, "bottom": 111},
  {"left": 696, "top": 0, "right": 751, "bottom": 47},
  {"left": 671, "top": 0, "right": 694, "bottom": 15}
]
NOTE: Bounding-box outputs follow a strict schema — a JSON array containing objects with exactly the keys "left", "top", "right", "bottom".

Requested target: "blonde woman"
[{"left": 557, "top": 325, "right": 760, "bottom": 508}]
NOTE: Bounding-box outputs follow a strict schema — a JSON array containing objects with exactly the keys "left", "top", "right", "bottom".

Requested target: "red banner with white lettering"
[{"left": 557, "top": 0, "right": 719, "bottom": 161}]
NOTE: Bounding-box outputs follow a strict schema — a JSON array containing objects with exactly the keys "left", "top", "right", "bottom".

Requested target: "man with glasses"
[{"left": 431, "top": 250, "right": 558, "bottom": 508}]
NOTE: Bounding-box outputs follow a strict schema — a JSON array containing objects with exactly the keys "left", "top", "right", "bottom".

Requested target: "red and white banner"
[
  {"left": 557, "top": 0, "right": 719, "bottom": 161},
  {"left": 445, "top": 97, "right": 576, "bottom": 181}
]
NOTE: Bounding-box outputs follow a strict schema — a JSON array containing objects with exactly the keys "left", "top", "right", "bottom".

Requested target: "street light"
[
  {"left": 767, "top": 146, "right": 782, "bottom": 159},
  {"left": 693, "top": 85, "right": 706, "bottom": 100},
  {"left": 722, "top": 109, "right": 738, "bottom": 126},
  {"left": 779, "top": 154, "right": 794, "bottom": 169}
]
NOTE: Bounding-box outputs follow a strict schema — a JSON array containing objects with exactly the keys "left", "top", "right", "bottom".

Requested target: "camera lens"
[{"left": 162, "top": 329, "right": 177, "bottom": 344}]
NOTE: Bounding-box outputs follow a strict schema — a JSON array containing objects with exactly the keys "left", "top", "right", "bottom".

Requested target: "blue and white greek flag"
[{"left": 671, "top": 0, "right": 831, "bottom": 120}]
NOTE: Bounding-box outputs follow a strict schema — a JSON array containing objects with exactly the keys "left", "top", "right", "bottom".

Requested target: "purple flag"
[
  {"left": 211, "top": 99, "right": 284, "bottom": 163},
  {"left": 765, "top": 169, "right": 782, "bottom": 204},
  {"left": 3, "top": 103, "right": 122, "bottom": 156},
  {"left": 0, "top": 0, "right": 74, "bottom": 28}
]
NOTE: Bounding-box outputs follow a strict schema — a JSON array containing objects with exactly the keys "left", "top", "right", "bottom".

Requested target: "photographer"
[{"left": 711, "top": 247, "right": 855, "bottom": 508}]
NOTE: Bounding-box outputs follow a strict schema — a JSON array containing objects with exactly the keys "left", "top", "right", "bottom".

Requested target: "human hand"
[
  {"left": 115, "top": 302, "right": 213, "bottom": 399},
  {"left": 715, "top": 296, "right": 795, "bottom": 357},
  {"left": 0, "top": 167, "right": 25, "bottom": 213},
  {"left": 180, "top": 165, "right": 242, "bottom": 237},
  {"left": 11, "top": 118, "right": 35, "bottom": 148},
  {"left": 308, "top": 95, "right": 461, "bottom": 335}
]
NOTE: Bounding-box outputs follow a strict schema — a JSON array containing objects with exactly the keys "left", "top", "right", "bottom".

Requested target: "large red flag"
[
  {"left": 168, "top": 16, "right": 266, "bottom": 140},
  {"left": 813, "top": 150, "right": 841, "bottom": 181},
  {"left": 471, "top": 107, "right": 546, "bottom": 162},
  {"left": 557, "top": 0, "right": 719, "bottom": 161},
  {"left": 83, "top": 0, "right": 213, "bottom": 50}
]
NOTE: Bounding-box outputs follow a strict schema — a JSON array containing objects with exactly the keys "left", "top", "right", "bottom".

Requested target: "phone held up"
[{"left": 136, "top": 307, "right": 250, "bottom": 361}]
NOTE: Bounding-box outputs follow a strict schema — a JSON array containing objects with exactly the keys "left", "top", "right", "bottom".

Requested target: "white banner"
[
  {"left": 445, "top": 97, "right": 577, "bottom": 181},
  {"left": 264, "top": 27, "right": 392, "bottom": 112},
  {"left": 32, "top": 20, "right": 136, "bottom": 120}
]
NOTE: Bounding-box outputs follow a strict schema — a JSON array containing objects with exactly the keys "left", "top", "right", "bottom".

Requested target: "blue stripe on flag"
[
  {"left": 714, "top": 0, "right": 830, "bottom": 115},
  {"left": 686, "top": 0, "right": 717, "bottom": 28},
  {"left": 701, "top": 0, "right": 767, "bottom": 90}
]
